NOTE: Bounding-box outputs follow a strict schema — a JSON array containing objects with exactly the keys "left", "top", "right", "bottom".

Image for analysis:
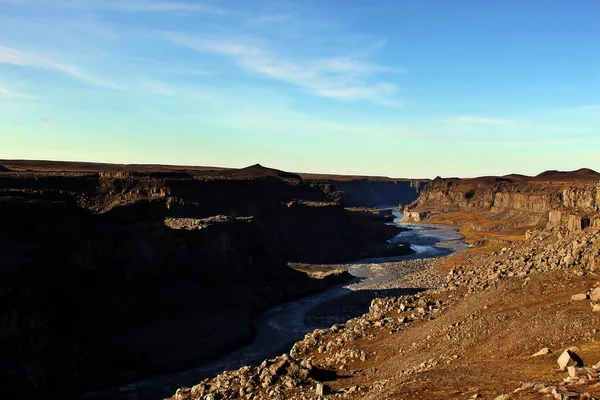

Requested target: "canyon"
[
  {"left": 3, "top": 160, "right": 600, "bottom": 400},
  {"left": 166, "top": 168, "right": 600, "bottom": 400}
]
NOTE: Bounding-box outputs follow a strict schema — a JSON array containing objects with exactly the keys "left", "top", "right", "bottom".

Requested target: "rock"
[
  {"left": 590, "top": 287, "right": 600, "bottom": 302},
  {"left": 558, "top": 349, "right": 584, "bottom": 370},
  {"left": 561, "top": 391, "right": 581, "bottom": 399},
  {"left": 532, "top": 347, "right": 552, "bottom": 356},
  {"left": 539, "top": 386, "right": 557, "bottom": 394},
  {"left": 564, "top": 255, "right": 575, "bottom": 265},
  {"left": 571, "top": 293, "right": 588, "bottom": 301},
  {"left": 315, "top": 382, "right": 326, "bottom": 396},
  {"left": 268, "top": 358, "right": 288, "bottom": 375},
  {"left": 175, "top": 388, "right": 191, "bottom": 400},
  {"left": 591, "top": 304, "right": 600, "bottom": 312}
]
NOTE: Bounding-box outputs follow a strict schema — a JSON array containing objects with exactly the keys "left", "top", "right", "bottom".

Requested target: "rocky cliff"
[
  {"left": 0, "top": 164, "right": 406, "bottom": 398},
  {"left": 404, "top": 170, "right": 600, "bottom": 230},
  {"left": 304, "top": 177, "right": 427, "bottom": 208}
]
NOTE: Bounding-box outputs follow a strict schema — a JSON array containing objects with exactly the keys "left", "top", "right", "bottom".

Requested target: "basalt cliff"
[
  {"left": 0, "top": 162, "right": 408, "bottom": 399},
  {"left": 301, "top": 173, "right": 427, "bottom": 208},
  {"left": 403, "top": 168, "right": 600, "bottom": 233}
]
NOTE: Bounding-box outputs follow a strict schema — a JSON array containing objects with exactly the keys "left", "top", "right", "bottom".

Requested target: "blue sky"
[{"left": 0, "top": 0, "right": 598, "bottom": 178}]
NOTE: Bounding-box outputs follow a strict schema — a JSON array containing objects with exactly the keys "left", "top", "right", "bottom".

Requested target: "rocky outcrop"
[
  {"left": 0, "top": 166, "right": 403, "bottom": 399},
  {"left": 548, "top": 210, "right": 600, "bottom": 232},
  {"left": 401, "top": 208, "right": 430, "bottom": 223}
]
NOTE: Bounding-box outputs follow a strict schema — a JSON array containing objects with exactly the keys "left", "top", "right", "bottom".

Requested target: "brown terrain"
[
  {"left": 169, "top": 168, "right": 600, "bottom": 400},
  {"left": 0, "top": 160, "right": 418, "bottom": 399}
]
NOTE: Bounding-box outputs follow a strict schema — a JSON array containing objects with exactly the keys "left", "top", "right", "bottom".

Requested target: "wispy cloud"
[
  {"left": 139, "top": 78, "right": 176, "bottom": 96},
  {"left": 453, "top": 115, "right": 593, "bottom": 135},
  {"left": 244, "top": 14, "right": 294, "bottom": 27},
  {"left": 171, "top": 35, "right": 403, "bottom": 106},
  {"left": 468, "top": 137, "right": 600, "bottom": 148},
  {"left": 456, "top": 116, "right": 516, "bottom": 125},
  {"left": 559, "top": 104, "right": 600, "bottom": 113},
  {"left": 57, "top": 0, "right": 226, "bottom": 14},
  {"left": 0, "top": 43, "right": 123, "bottom": 89},
  {"left": 0, "top": 82, "right": 38, "bottom": 100}
]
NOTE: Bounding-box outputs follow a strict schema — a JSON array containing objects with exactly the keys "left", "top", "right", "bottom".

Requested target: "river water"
[{"left": 86, "top": 210, "right": 466, "bottom": 399}]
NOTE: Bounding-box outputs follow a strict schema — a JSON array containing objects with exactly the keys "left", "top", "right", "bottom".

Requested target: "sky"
[{"left": 0, "top": 0, "right": 599, "bottom": 178}]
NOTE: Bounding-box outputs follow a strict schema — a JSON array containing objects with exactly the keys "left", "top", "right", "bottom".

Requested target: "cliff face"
[
  {"left": 306, "top": 178, "right": 427, "bottom": 207},
  {"left": 405, "top": 172, "right": 600, "bottom": 230},
  {"left": 0, "top": 166, "right": 402, "bottom": 398}
]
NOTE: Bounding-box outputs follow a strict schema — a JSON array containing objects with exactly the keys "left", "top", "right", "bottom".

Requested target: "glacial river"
[{"left": 85, "top": 209, "right": 466, "bottom": 400}]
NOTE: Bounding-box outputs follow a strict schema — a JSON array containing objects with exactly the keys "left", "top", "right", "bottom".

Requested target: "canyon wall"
[
  {"left": 306, "top": 178, "right": 427, "bottom": 207},
  {"left": 0, "top": 165, "right": 403, "bottom": 398},
  {"left": 404, "top": 171, "right": 600, "bottom": 230}
]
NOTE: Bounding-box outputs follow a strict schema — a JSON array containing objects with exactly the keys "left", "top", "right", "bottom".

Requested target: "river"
[{"left": 85, "top": 209, "right": 466, "bottom": 399}]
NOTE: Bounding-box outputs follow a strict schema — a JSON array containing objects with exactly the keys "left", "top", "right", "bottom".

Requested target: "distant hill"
[
  {"left": 220, "top": 163, "right": 302, "bottom": 180},
  {"left": 2, "top": 159, "right": 598, "bottom": 182},
  {"left": 0, "top": 159, "right": 226, "bottom": 173},
  {"left": 534, "top": 168, "right": 600, "bottom": 181},
  {"left": 446, "top": 168, "right": 600, "bottom": 184}
]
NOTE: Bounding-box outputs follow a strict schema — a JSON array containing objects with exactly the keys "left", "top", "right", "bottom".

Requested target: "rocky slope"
[
  {"left": 0, "top": 163, "right": 407, "bottom": 399},
  {"left": 169, "top": 221, "right": 600, "bottom": 399}
]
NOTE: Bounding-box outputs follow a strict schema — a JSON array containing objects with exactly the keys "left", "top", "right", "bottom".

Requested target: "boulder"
[
  {"left": 557, "top": 349, "right": 584, "bottom": 371},
  {"left": 590, "top": 287, "right": 600, "bottom": 302}
]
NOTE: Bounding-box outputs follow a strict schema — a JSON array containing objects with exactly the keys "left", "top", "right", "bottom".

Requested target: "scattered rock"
[
  {"left": 532, "top": 347, "right": 552, "bottom": 356},
  {"left": 571, "top": 293, "right": 588, "bottom": 301}
]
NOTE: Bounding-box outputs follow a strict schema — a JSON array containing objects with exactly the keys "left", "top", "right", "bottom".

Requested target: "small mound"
[
  {"left": 225, "top": 164, "right": 302, "bottom": 180},
  {"left": 572, "top": 168, "right": 600, "bottom": 177},
  {"left": 502, "top": 173, "right": 529, "bottom": 180},
  {"left": 536, "top": 168, "right": 600, "bottom": 180},
  {"left": 466, "top": 175, "right": 516, "bottom": 185}
]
